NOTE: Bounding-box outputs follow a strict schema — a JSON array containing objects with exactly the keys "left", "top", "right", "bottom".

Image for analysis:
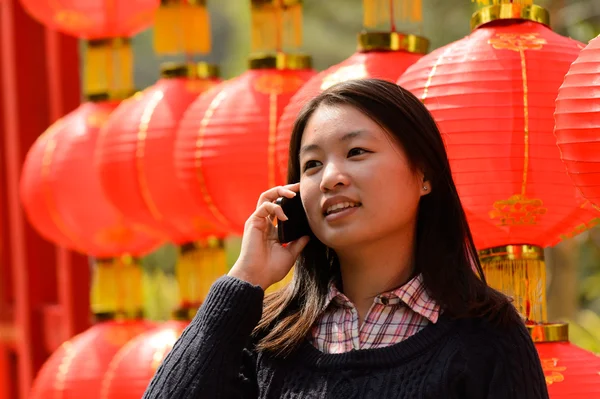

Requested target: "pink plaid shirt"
[{"left": 310, "top": 274, "right": 440, "bottom": 354}]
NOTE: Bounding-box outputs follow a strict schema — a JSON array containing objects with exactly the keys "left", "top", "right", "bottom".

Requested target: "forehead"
[{"left": 301, "top": 104, "right": 386, "bottom": 145}]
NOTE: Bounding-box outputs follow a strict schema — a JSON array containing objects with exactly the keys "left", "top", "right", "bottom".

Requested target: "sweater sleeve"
[
  {"left": 142, "top": 276, "right": 264, "bottom": 399},
  {"left": 458, "top": 318, "right": 549, "bottom": 399}
]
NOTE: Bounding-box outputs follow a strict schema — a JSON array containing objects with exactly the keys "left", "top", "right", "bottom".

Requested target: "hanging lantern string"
[
  {"left": 362, "top": 0, "right": 422, "bottom": 31},
  {"left": 250, "top": 0, "right": 303, "bottom": 53}
]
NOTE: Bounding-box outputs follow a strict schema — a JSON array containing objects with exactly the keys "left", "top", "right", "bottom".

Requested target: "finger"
[
  {"left": 253, "top": 201, "right": 288, "bottom": 221},
  {"left": 256, "top": 183, "right": 300, "bottom": 207},
  {"left": 286, "top": 235, "right": 310, "bottom": 258}
]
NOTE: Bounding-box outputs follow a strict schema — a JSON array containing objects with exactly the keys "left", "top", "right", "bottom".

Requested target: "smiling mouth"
[{"left": 324, "top": 202, "right": 361, "bottom": 216}]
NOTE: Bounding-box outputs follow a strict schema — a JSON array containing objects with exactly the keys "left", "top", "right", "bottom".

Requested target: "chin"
[{"left": 316, "top": 226, "right": 373, "bottom": 250}]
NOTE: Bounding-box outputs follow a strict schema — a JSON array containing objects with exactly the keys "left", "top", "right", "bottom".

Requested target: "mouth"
[{"left": 323, "top": 202, "right": 362, "bottom": 216}]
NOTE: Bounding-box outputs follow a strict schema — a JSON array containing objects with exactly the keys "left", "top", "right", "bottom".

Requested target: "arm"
[
  {"left": 460, "top": 320, "right": 549, "bottom": 399},
  {"left": 142, "top": 276, "right": 263, "bottom": 399}
]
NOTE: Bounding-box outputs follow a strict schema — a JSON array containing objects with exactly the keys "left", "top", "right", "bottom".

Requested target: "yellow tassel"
[
  {"left": 154, "top": 0, "right": 211, "bottom": 55},
  {"left": 479, "top": 246, "right": 547, "bottom": 322},
  {"left": 90, "top": 256, "right": 144, "bottom": 319},
  {"left": 362, "top": 0, "right": 422, "bottom": 29},
  {"left": 251, "top": 0, "right": 303, "bottom": 53},
  {"left": 176, "top": 238, "right": 227, "bottom": 311},
  {"left": 471, "top": 0, "right": 534, "bottom": 5},
  {"left": 84, "top": 38, "right": 133, "bottom": 99}
]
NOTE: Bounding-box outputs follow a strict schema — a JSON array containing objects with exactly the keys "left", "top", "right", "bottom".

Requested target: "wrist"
[{"left": 228, "top": 265, "right": 269, "bottom": 291}]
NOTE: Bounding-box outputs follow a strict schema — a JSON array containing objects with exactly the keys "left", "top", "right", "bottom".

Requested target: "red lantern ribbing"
[
  {"left": 554, "top": 34, "right": 600, "bottom": 209},
  {"left": 96, "top": 63, "right": 222, "bottom": 243}
]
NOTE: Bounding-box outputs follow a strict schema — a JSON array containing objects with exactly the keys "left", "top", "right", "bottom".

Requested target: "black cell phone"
[{"left": 275, "top": 194, "right": 311, "bottom": 243}]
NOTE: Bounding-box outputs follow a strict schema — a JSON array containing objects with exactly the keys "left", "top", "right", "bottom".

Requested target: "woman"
[{"left": 143, "top": 79, "right": 548, "bottom": 398}]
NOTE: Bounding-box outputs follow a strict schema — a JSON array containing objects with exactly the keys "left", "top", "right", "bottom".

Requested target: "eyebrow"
[{"left": 300, "top": 130, "right": 367, "bottom": 155}]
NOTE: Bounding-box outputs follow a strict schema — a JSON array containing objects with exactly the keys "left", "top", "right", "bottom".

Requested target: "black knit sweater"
[{"left": 143, "top": 276, "right": 549, "bottom": 398}]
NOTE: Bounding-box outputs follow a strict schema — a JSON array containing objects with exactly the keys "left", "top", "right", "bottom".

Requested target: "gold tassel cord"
[
  {"left": 362, "top": 0, "right": 422, "bottom": 29},
  {"left": 85, "top": 38, "right": 133, "bottom": 100},
  {"left": 90, "top": 256, "right": 144, "bottom": 319},
  {"left": 471, "top": 0, "right": 534, "bottom": 5},
  {"left": 479, "top": 247, "right": 547, "bottom": 322},
  {"left": 154, "top": 0, "right": 211, "bottom": 56},
  {"left": 251, "top": 0, "right": 303, "bottom": 53}
]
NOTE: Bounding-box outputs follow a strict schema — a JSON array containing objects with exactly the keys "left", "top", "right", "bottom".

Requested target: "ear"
[{"left": 420, "top": 174, "right": 431, "bottom": 197}]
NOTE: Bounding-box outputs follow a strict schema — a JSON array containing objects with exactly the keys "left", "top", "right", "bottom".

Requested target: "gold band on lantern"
[
  {"left": 471, "top": 4, "right": 550, "bottom": 31},
  {"left": 248, "top": 53, "right": 312, "bottom": 70},
  {"left": 527, "top": 322, "right": 569, "bottom": 343},
  {"left": 357, "top": 32, "right": 429, "bottom": 54},
  {"left": 160, "top": 62, "right": 220, "bottom": 79}
]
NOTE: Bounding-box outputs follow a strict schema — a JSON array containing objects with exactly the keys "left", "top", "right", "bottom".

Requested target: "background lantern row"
[
  {"left": 398, "top": 1, "right": 600, "bottom": 396},
  {"left": 15, "top": 0, "right": 600, "bottom": 398}
]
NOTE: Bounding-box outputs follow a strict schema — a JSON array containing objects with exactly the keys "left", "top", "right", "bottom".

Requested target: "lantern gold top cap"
[
  {"left": 85, "top": 90, "right": 134, "bottom": 103},
  {"left": 160, "top": 62, "right": 220, "bottom": 79},
  {"left": 471, "top": 4, "right": 550, "bottom": 31},
  {"left": 478, "top": 245, "right": 544, "bottom": 262},
  {"left": 527, "top": 322, "right": 569, "bottom": 343},
  {"left": 248, "top": 53, "right": 312, "bottom": 70},
  {"left": 357, "top": 32, "right": 429, "bottom": 54}
]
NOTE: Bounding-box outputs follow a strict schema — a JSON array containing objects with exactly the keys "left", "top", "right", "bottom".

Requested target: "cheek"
[{"left": 299, "top": 179, "right": 320, "bottom": 218}]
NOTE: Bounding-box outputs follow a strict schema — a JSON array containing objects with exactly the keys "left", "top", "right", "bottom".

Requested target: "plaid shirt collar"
[{"left": 321, "top": 273, "right": 440, "bottom": 324}]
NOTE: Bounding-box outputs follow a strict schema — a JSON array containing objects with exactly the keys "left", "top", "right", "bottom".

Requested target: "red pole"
[
  {"left": 0, "top": 0, "right": 86, "bottom": 397},
  {"left": 44, "top": 27, "right": 90, "bottom": 347}
]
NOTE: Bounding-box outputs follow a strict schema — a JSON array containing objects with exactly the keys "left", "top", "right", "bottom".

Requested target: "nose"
[{"left": 319, "top": 161, "right": 350, "bottom": 192}]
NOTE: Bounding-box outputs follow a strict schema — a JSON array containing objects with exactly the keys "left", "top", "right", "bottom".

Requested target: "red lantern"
[
  {"left": 536, "top": 343, "right": 600, "bottom": 397},
  {"left": 100, "top": 320, "right": 189, "bottom": 399},
  {"left": 398, "top": 6, "right": 598, "bottom": 251},
  {"left": 96, "top": 63, "right": 223, "bottom": 243},
  {"left": 275, "top": 32, "right": 428, "bottom": 181},
  {"left": 19, "top": 0, "right": 158, "bottom": 39},
  {"left": 175, "top": 54, "right": 316, "bottom": 235},
  {"left": 20, "top": 100, "right": 161, "bottom": 257},
  {"left": 554, "top": 34, "right": 600, "bottom": 208},
  {"left": 528, "top": 321, "right": 600, "bottom": 398},
  {"left": 29, "top": 320, "right": 155, "bottom": 399}
]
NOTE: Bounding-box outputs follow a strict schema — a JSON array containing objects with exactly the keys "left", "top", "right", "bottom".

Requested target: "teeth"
[{"left": 326, "top": 202, "right": 359, "bottom": 215}]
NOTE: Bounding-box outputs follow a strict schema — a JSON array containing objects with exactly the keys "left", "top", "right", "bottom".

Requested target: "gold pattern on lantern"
[
  {"left": 195, "top": 90, "right": 233, "bottom": 229},
  {"left": 540, "top": 358, "right": 566, "bottom": 385},
  {"left": 268, "top": 93, "right": 278, "bottom": 188},
  {"left": 489, "top": 194, "right": 547, "bottom": 226},
  {"left": 320, "top": 64, "right": 368, "bottom": 91},
  {"left": 253, "top": 74, "right": 305, "bottom": 94},
  {"left": 488, "top": 33, "right": 546, "bottom": 51},
  {"left": 87, "top": 109, "right": 113, "bottom": 128},
  {"left": 54, "top": 10, "right": 93, "bottom": 30}
]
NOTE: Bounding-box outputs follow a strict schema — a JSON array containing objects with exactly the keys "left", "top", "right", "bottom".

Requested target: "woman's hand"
[{"left": 228, "top": 183, "right": 310, "bottom": 291}]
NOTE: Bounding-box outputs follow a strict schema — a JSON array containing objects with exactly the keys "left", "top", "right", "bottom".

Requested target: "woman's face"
[{"left": 298, "top": 104, "right": 430, "bottom": 250}]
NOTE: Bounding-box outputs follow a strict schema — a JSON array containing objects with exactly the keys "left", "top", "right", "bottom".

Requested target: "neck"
[{"left": 335, "top": 227, "right": 416, "bottom": 324}]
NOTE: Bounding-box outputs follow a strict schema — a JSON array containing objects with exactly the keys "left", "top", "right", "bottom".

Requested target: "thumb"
[{"left": 286, "top": 235, "right": 310, "bottom": 258}]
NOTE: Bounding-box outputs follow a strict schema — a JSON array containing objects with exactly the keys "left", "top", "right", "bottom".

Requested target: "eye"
[
  {"left": 348, "top": 147, "right": 369, "bottom": 157},
  {"left": 302, "top": 160, "right": 322, "bottom": 172}
]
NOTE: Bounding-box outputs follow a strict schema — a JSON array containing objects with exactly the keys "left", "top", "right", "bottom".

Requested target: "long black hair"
[{"left": 254, "top": 79, "right": 516, "bottom": 355}]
